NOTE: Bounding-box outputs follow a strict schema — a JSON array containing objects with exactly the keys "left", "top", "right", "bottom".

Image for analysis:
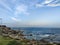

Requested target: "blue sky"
[{"left": 0, "top": 0, "right": 60, "bottom": 27}]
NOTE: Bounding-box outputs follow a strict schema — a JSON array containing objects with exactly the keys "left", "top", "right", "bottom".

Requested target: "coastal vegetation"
[{"left": 0, "top": 25, "right": 60, "bottom": 45}]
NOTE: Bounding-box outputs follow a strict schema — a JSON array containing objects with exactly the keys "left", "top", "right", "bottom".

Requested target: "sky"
[{"left": 0, "top": 0, "right": 60, "bottom": 27}]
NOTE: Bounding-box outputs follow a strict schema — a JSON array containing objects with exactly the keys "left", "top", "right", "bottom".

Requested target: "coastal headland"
[{"left": 0, "top": 25, "right": 60, "bottom": 45}]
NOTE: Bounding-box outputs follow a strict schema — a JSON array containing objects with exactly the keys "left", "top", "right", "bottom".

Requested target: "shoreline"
[{"left": 0, "top": 25, "right": 60, "bottom": 45}]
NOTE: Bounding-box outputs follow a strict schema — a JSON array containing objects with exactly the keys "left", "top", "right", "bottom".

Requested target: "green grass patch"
[{"left": 0, "top": 36, "right": 14, "bottom": 45}]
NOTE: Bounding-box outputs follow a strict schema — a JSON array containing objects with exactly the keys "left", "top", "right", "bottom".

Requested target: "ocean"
[{"left": 11, "top": 27, "right": 60, "bottom": 42}]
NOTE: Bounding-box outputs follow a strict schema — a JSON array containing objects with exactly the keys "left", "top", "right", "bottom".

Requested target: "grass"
[
  {"left": 0, "top": 35, "right": 27, "bottom": 45},
  {"left": 0, "top": 36, "right": 58, "bottom": 45},
  {"left": 0, "top": 36, "right": 14, "bottom": 45}
]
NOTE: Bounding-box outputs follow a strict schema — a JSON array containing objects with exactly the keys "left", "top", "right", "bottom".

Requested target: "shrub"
[{"left": 7, "top": 40, "right": 22, "bottom": 45}]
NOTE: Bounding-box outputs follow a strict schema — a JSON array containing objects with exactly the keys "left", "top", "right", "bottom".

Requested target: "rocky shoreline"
[
  {"left": 0, "top": 25, "right": 25, "bottom": 40},
  {"left": 0, "top": 25, "right": 60, "bottom": 45}
]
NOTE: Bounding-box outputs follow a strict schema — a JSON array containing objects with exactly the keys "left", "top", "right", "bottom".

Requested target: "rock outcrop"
[{"left": 0, "top": 25, "right": 24, "bottom": 40}]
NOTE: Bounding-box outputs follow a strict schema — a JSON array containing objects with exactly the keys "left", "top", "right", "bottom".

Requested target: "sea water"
[{"left": 12, "top": 27, "right": 60, "bottom": 41}]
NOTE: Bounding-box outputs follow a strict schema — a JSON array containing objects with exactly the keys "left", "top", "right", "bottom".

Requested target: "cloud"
[
  {"left": 42, "top": 0, "right": 53, "bottom": 4},
  {"left": 0, "top": 0, "right": 13, "bottom": 12},
  {"left": 35, "top": 4, "right": 44, "bottom": 8},
  {"left": 52, "top": 0, "right": 60, "bottom": 3},
  {"left": 14, "top": 4, "right": 29, "bottom": 16},
  {"left": 11, "top": 17, "right": 21, "bottom": 22},
  {"left": 35, "top": 0, "right": 60, "bottom": 7},
  {"left": 47, "top": 3, "right": 60, "bottom": 7}
]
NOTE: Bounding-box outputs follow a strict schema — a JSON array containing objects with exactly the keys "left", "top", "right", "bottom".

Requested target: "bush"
[{"left": 7, "top": 40, "right": 22, "bottom": 45}]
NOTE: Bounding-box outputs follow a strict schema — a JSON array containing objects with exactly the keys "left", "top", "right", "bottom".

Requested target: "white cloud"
[
  {"left": 47, "top": 3, "right": 60, "bottom": 7},
  {"left": 14, "top": 4, "right": 29, "bottom": 16},
  {"left": 35, "top": 0, "right": 60, "bottom": 8},
  {"left": 11, "top": 17, "right": 21, "bottom": 22},
  {"left": 52, "top": 0, "right": 60, "bottom": 3},
  {"left": 35, "top": 4, "right": 44, "bottom": 8},
  {"left": 42, "top": 0, "right": 53, "bottom": 4},
  {"left": 0, "top": 0, "right": 12, "bottom": 12},
  {"left": 24, "top": 12, "right": 30, "bottom": 16}
]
